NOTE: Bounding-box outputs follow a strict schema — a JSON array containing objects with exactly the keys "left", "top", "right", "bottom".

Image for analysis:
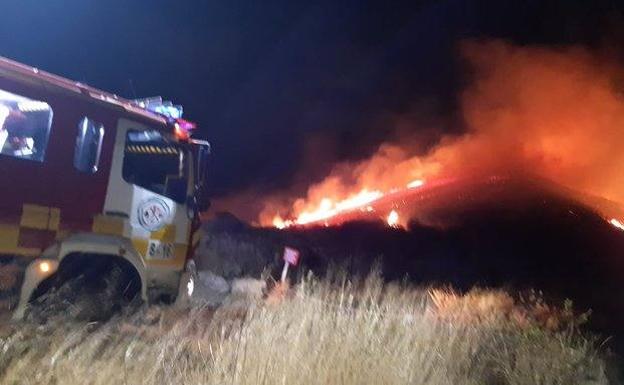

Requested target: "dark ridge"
[{"left": 197, "top": 176, "right": 624, "bottom": 353}]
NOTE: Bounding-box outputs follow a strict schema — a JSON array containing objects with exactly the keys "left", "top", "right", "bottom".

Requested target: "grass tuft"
[{"left": 0, "top": 272, "right": 609, "bottom": 385}]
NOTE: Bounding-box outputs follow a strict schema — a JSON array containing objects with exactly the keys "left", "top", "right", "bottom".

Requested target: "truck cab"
[{"left": 0, "top": 57, "right": 209, "bottom": 318}]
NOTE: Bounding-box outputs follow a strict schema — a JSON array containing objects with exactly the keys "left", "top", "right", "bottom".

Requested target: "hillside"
[{"left": 198, "top": 176, "right": 624, "bottom": 351}]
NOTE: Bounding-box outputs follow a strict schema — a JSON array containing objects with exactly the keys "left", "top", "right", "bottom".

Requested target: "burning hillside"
[
  {"left": 248, "top": 40, "right": 624, "bottom": 229},
  {"left": 198, "top": 175, "right": 624, "bottom": 355}
]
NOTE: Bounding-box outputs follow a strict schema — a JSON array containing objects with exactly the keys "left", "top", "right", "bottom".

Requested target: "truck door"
[{"left": 102, "top": 118, "right": 193, "bottom": 273}]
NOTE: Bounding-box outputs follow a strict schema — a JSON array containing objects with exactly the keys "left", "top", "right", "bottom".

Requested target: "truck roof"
[{"left": 0, "top": 56, "right": 167, "bottom": 126}]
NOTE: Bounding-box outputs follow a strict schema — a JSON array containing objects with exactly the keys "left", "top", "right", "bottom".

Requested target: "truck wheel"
[{"left": 25, "top": 259, "right": 141, "bottom": 323}]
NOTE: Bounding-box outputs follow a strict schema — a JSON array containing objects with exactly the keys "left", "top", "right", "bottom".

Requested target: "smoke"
[
  {"left": 456, "top": 40, "right": 624, "bottom": 201},
  {"left": 227, "top": 40, "right": 624, "bottom": 225}
]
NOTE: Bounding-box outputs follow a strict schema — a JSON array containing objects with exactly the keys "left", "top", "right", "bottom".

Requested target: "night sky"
[{"left": 1, "top": 0, "right": 622, "bottom": 198}]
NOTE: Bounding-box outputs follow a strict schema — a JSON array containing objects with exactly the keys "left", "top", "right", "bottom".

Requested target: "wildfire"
[
  {"left": 272, "top": 216, "right": 291, "bottom": 230},
  {"left": 229, "top": 41, "right": 624, "bottom": 233},
  {"left": 272, "top": 179, "right": 425, "bottom": 228},
  {"left": 295, "top": 189, "right": 383, "bottom": 225},
  {"left": 407, "top": 179, "right": 425, "bottom": 189},
  {"left": 387, "top": 210, "right": 400, "bottom": 227},
  {"left": 609, "top": 218, "right": 624, "bottom": 231}
]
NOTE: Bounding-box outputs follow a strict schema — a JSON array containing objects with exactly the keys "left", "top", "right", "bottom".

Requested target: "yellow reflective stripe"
[
  {"left": 19, "top": 204, "right": 61, "bottom": 231},
  {"left": 92, "top": 215, "right": 125, "bottom": 235},
  {"left": 131, "top": 238, "right": 149, "bottom": 256},
  {"left": 20, "top": 204, "right": 49, "bottom": 230},
  {"left": 49, "top": 208, "right": 60, "bottom": 231},
  {"left": 150, "top": 224, "right": 176, "bottom": 242},
  {"left": 0, "top": 246, "right": 40, "bottom": 257},
  {"left": 174, "top": 243, "right": 187, "bottom": 259},
  {"left": 0, "top": 224, "right": 19, "bottom": 248}
]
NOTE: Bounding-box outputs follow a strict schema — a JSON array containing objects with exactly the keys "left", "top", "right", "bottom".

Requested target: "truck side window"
[
  {"left": 122, "top": 129, "right": 188, "bottom": 203},
  {"left": 0, "top": 89, "right": 53, "bottom": 162},
  {"left": 74, "top": 117, "right": 104, "bottom": 173}
]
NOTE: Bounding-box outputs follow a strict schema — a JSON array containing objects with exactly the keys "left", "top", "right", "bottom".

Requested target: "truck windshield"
[{"left": 122, "top": 129, "right": 188, "bottom": 203}]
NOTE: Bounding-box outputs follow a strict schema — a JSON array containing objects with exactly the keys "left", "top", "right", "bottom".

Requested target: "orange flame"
[
  {"left": 407, "top": 179, "right": 425, "bottom": 189},
  {"left": 280, "top": 189, "right": 383, "bottom": 227},
  {"left": 272, "top": 216, "right": 292, "bottom": 230},
  {"left": 271, "top": 180, "right": 426, "bottom": 228},
  {"left": 609, "top": 218, "right": 624, "bottom": 231},
  {"left": 248, "top": 41, "right": 624, "bottom": 229},
  {"left": 387, "top": 210, "right": 400, "bottom": 227}
]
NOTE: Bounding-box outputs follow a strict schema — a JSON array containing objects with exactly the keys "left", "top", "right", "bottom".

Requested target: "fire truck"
[{"left": 0, "top": 57, "right": 210, "bottom": 319}]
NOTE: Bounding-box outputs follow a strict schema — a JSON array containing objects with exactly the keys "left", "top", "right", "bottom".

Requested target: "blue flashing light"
[{"left": 133, "top": 96, "right": 184, "bottom": 119}]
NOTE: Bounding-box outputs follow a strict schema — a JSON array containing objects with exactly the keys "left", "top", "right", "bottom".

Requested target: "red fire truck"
[{"left": 0, "top": 56, "right": 210, "bottom": 319}]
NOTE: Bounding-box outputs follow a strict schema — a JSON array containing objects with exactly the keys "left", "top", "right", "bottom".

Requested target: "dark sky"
[{"left": 1, "top": 0, "right": 622, "bottom": 197}]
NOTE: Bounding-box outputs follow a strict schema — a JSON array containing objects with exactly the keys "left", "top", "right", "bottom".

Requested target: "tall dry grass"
[{"left": 0, "top": 272, "right": 610, "bottom": 385}]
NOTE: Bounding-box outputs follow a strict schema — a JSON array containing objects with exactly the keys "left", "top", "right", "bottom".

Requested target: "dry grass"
[{"left": 0, "top": 272, "right": 610, "bottom": 385}]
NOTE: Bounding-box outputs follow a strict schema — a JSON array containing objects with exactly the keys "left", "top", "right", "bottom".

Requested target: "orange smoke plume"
[{"left": 254, "top": 40, "right": 624, "bottom": 226}]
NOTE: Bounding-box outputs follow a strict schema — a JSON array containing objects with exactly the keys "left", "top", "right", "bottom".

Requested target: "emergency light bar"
[
  {"left": 132, "top": 96, "right": 183, "bottom": 120},
  {"left": 132, "top": 96, "right": 201, "bottom": 143}
]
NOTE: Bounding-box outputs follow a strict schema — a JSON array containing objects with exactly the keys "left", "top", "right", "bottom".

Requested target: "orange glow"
[
  {"left": 407, "top": 179, "right": 425, "bottom": 189},
  {"left": 609, "top": 218, "right": 624, "bottom": 231},
  {"left": 387, "top": 210, "right": 400, "bottom": 227},
  {"left": 270, "top": 180, "right": 429, "bottom": 228},
  {"left": 271, "top": 188, "right": 389, "bottom": 228},
  {"left": 272, "top": 216, "right": 293, "bottom": 229},
  {"left": 253, "top": 41, "right": 624, "bottom": 229},
  {"left": 273, "top": 216, "right": 286, "bottom": 229},
  {"left": 295, "top": 189, "right": 383, "bottom": 225}
]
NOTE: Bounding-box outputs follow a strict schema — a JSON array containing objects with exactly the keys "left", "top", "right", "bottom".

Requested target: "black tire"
[{"left": 26, "top": 259, "right": 141, "bottom": 323}]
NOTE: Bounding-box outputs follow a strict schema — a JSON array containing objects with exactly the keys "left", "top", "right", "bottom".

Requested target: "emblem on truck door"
[{"left": 138, "top": 198, "right": 171, "bottom": 231}]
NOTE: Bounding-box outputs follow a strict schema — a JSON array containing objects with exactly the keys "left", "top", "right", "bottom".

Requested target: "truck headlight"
[
  {"left": 39, "top": 261, "right": 51, "bottom": 273},
  {"left": 33, "top": 259, "right": 57, "bottom": 276}
]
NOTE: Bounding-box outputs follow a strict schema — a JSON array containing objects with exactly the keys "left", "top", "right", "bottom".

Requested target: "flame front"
[
  {"left": 407, "top": 179, "right": 425, "bottom": 189},
  {"left": 387, "top": 210, "right": 400, "bottom": 227},
  {"left": 609, "top": 218, "right": 624, "bottom": 231},
  {"left": 272, "top": 180, "right": 424, "bottom": 228},
  {"left": 256, "top": 41, "right": 624, "bottom": 230},
  {"left": 272, "top": 216, "right": 291, "bottom": 230},
  {"left": 289, "top": 189, "right": 382, "bottom": 226}
]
